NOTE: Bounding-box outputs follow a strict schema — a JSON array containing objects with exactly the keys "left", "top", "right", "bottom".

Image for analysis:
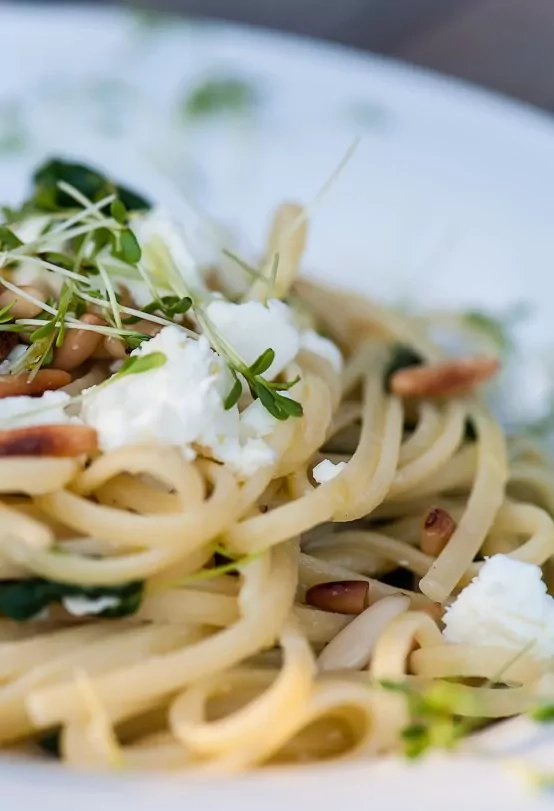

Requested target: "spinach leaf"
[
  {"left": 37, "top": 730, "right": 61, "bottom": 758},
  {"left": 464, "top": 418, "right": 477, "bottom": 442},
  {"left": 0, "top": 578, "right": 144, "bottom": 621},
  {"left": 32, "top": 159, "right": 151, "bottom": 213},
  {"left": 384, "top": 344, "right": 423, "bottom": 392}
]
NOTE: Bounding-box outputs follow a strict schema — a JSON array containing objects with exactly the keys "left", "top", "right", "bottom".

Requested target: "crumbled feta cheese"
[
  {"left": 0, "top": 343, "right": 27, "bottom": 375},
  {"left": 132, "top": 207, "right": 206, "bottom": 294},
  {"left": 300, "top": 329, "right": 343, "bottom": 373},
  {"left": 81, "top": 326, "right": 276, "bottom": 478},
  {"left": 205, "top": 298, "right": 300, "bottom": 379},
  {"left": 0, "top": 390, "right": 76, "bottom": 428},
  {"left": 240, "top": 399, "right": 277, "bottom": 439},
  {"left": 62, "top": 595, "right": 119, "bottom": 617},
  {"left": 313, "top": 459, "right": 347, "bottom": 484},
  {"left": 443, "top": 555, "right": 554, "bottom": 659}
]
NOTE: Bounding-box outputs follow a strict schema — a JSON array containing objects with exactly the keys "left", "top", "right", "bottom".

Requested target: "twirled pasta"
[{"left": 0, "top": 213, "right": 552, "bottom": 776}]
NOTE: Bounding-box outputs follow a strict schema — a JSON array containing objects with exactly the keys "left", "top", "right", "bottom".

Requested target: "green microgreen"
[
  {"left": 462, "top": 310, "right": 511, "bottom": 354},
  {"left": 379, "top": 679, "right": 478, "bottom": 760},
  {"left": 380, "top": 640, "right": 540, "bottom": 760},
  {"left": 0, "top": 225, "right": 23, "bottom": 251},
  {"left": 123, "top": 295, "right": 192, "bottom": 324},
  {"left": 11, "top": 282, "right": 77, "bottom": 375},
  {"left": 161, "top": 544, "right": 262, "bottom": 590},
  {"left": 110, "top": 199, "right": 128, "bottom": 225},
  {"left": 0, "top": 155, "right": 303, "bottom": 422},
  {"left": 114, "top": 228, "right": 142, "bottom": 265},
  {"left": 223, "top": 373, "right": 242, "bottom": 410},
  {"left": 220, "top": 345, "right": 303, "bottom": 421},
  {"left": 530, "top": 704, "right": 554, "bottom": 723},
  {"left": 221, "top": 248, "right": 266, "bottom": 283},
  {"left": 0, "top": 300, "right": 15, "bottom": 324},
  {"left": 113, "top": 351, "right": 167, "bottom": 380},
  {"left": 183, "top": 77, "right": 259, "bottom": 119}
]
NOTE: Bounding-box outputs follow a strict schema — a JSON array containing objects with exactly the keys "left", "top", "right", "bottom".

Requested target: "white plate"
[{"left": 1, "top": 3, "right": 554, "bottom": 809}]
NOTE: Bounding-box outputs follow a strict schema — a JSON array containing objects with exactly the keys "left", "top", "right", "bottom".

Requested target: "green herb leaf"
[
  {"left": 249, "top": 348, "right": 275, "bottom": 376},
  {"left": 0, "top": 225, "right": 23, "bottom": 250},
  {"left": 268, "top": 374, "right": 301, "bottom": 392},
  {"left": 167, "top": 547, "right": 261, "bottom": 587},
  {"left": 463, "top": 311, "right": 510, "bottom": 353},
  {"left": 0, "top": 578, "right": 144, "bottom": 621},
  {"left": 255, "top": 382, "right": 286, "bottom": 419},
  {"left": 32, "top": 159, "right": 151, "bottom": 212},
  {"left": 379, "top": 680, "right": 414, "bottom": 695},
  {"left": 249, "top": 378, "right": 303, "bottom": 421},
  {"left": 0, "top": 323, "right": 28, "bottom": 333},
  {"left": 0, "top": 301, "right": 15, "bottom": 324},
  {"left": 184, "top": 77, "right": 259, "bottom": 119},
  {"left": 37, "top": 730, "right": 61, "bottom": 759},
  {"left": 224, "top": 375, "right": 242, "bottom": 410},
  {"left": 110, "top": 199, "right": 128, "bottom": 225},
  {"left": 123, "top": 332, "right": 151, "bottom": 351},
  {"left": 384, "top": 344, "right": 423, "bottom": 391},
  {"left": 92, "top": 227, "right": 114, "bottom": 255},
  {"left": 148, "top": 295, "right": 192, "bottom": 318},
  {"left": 401, "top": 724, "right": 431, "bottom": 759},
  {"left": 30, "top": 320, "right": 56, "bottom": 342},
  {"left": 275, "top": 391, "right": 303, "bottom": 418},
  {"left": 54, "top": 283, "right": 75, "bottom": 348},
  {"left": 114, "top": 351, "right": 167, "bottom": 379},
  {"left": 115, "top": 228, "right": 142, "bottom": 265},
  {"left": 530, "top": 704, "right": 554, "bottom": 723}
]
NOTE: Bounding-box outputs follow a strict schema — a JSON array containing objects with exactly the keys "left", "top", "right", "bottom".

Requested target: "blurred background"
[{"left": 29, "top": 0, "right": 554, "bottom": 111}]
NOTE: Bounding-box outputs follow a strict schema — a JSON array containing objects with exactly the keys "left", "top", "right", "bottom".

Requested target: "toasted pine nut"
[
  {"left": 0, "top": 425, "right": 98, "bottom": 457},
  {"left": 306, "top": 580, "right": 370, "bottom": 615},
  {"left": 0, "top": 333, "right": 18, "bottom": 362},
  {"left": 133, "top": 320, "right": 163, "bottom": 338},
  {"left": 53, "top": 314, "right": 105, "bottom": 371},
  {"left": 0, "top": 370, "right": 71, "bottom": 399},
  {"left": 103, "top": 336, "right": 127, "bottom": 359},
  {"left": 0, "top": 286, "right": 47, "bottom": 319},
  {"left": 390, "top": 356, "right": 499, "bottom": 398},
  {"left": 420, "top": 506, "right": 457, "bottom": 556}
]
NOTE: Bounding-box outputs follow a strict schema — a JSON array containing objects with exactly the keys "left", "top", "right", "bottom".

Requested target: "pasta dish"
[{"left": 0, "top": 158, "right": 552, "bottom": 772}]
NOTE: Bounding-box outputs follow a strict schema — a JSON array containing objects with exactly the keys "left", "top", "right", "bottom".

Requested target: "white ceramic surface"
[{"left": 1, "top": 3, "right": 554, "bottom": 808}]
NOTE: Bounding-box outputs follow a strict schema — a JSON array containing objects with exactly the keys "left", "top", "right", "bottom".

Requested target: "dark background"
[{"left": 29, "top": 0, "right": 554, "bottom": 112}]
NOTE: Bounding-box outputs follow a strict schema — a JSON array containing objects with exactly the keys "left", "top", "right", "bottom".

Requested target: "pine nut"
[
  {"left": 390, "top": 356, "right": 499, "bottom": 398},
  {"left": 420, "top": 506, "right": 457, "bottom": 556},
  {"left": 53, "top": 314, "right": 105, "bottom": 371},
  {"left": 306, "top": 580, "right": 370, "bottom": 614},
  {"left": 0, "top": 370, "right": 71, "bottom": 398},
  {"left": 0, "top": 286, "right": 47, "bottom": 319},
  {"left": 0, "top": 425, "right": 98, "bottom": 457}
]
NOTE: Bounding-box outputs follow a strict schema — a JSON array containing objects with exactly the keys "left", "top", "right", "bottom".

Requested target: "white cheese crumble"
[
  {"left": 205, "top": 298, "right": 300, "bottom": 379},
  {"left": 132, "top": 207, "right": 206, "bottom": 295},
  {"left": 0, "top": 390, "right": 76, "bottom": 428},
  {"left": 312, "top": 459, "right": 347, "bottom": 484},
  {"left": 81, "top": 325, "right": 276, "bottom": 479},
  {"left": 62, "top": 595, "right": 119, "bottom": 617},
  {"left": 442, "top": 555, "right": 554, "bottom": 659},
  {"left": 300, "top": 329, "right": 343, "bottom": 373}
]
